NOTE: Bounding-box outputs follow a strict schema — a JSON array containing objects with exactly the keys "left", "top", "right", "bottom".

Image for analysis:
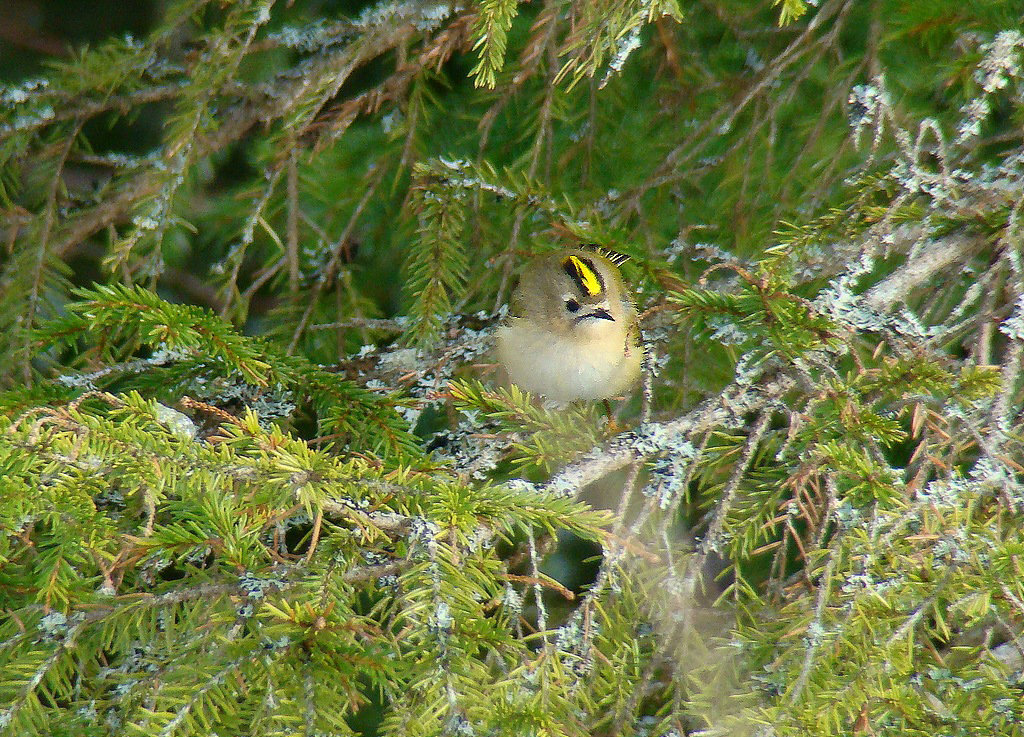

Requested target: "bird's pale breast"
[{"left": 495, "top": 318, "right": 641, "bottom": 402}]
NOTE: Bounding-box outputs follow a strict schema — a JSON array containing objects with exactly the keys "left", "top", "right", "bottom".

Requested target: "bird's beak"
[{"left": 575, "top": 307, "right": 614, "bottom": 323}]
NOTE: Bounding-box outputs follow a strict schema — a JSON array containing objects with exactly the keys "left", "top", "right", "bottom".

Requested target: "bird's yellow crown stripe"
[{"left": 565, "top": 255, "right": 602, "bottom": 296}]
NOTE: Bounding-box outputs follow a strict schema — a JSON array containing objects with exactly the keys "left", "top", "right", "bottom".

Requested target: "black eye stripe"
[{"left": 564, "top": 298, "right": 580, "bottom": 312}]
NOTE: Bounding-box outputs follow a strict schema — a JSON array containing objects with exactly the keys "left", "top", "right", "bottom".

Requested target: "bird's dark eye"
[{"left": 564, "top": 298, "right": 580, "bottom": 313}]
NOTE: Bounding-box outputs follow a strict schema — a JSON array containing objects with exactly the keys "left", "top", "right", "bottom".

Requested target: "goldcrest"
[{"left": 496, "top": 247, "right": 642, "bottom": 402}]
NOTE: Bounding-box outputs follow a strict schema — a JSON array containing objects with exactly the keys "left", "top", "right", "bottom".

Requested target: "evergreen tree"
[{"left": 1, "top": 1, "right": 1023, "bottom": 735}]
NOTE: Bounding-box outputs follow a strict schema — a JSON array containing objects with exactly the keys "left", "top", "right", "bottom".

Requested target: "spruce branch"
[{"left": 4, "top": 2, "right": 1024, "bottom": 735}]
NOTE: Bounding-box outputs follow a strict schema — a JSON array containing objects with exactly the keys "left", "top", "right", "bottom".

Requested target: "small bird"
[{"left": 496, "top": 246, "right": 642, "bottom": 403}]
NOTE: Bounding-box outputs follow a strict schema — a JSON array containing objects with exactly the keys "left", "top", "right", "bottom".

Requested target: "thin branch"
[{"left": 23, "top": 120, "right": 82, "bottom": 383}]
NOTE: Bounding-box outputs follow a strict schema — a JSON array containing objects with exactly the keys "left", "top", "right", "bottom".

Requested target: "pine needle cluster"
[{"left": 2, "top": 1, "right": 1024, "bottom": 736}]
